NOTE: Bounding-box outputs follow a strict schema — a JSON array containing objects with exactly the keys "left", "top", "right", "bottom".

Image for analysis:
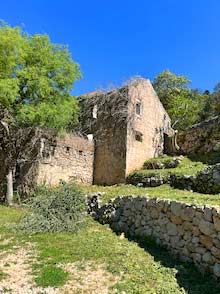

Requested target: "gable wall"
[{"left": 126, "top": 80, "right": 172, "bottom": 174}]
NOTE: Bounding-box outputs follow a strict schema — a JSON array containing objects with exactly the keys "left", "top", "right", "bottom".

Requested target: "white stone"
[{"left": 213, "top": 263, "right": 220, "bottom": 277}]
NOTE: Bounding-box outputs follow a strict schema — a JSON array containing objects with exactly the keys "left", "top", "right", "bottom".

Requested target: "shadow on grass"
[{"left": 129, "top": 235, "right": 220, "bottom": 294}]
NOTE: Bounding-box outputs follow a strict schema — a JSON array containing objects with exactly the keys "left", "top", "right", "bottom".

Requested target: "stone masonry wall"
[
  {"left": 178, "top": 116, "right": 220, "bottom": 154},
  {"left": 93, "top": 127, "right": 127, "bottom": 185},
  {"left": 88, "top": 194, "right": 220, "bottom": 278},
  {"left": 79, "top": 87, "right": 128, "bottom": 185},
  {"left": 126, "top": 79, "right": 172, "bottom": 175},
  {"left": 37, "top": 134, "right": 94, "bottom": 186}
]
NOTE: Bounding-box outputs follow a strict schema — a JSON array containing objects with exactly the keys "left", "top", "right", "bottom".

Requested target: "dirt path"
[{"left": 0, "top": 248, "right": 119, "bottom": 294}]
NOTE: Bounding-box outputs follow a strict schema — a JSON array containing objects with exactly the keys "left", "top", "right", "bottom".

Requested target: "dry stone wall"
[
  {"left": 178, "top": 116, "right": 220, "bottom": 154},
  {"left": 88, "top": 194, "right": 220, "bottom": 278},
  {"left": 170, "top": 163, "right": 220, "bottom": 194}
]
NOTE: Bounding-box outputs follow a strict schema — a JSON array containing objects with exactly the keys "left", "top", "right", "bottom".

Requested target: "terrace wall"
[
  {"left": 178, "top": 117, "right": 220, "bottom": 154},
  {"left": 89, "top": 195, "right": 220, "bottom": 278}
]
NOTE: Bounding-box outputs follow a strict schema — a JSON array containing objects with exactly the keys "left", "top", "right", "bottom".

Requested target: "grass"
[
  {"left": 81, "top": 153, "right": 218, "bottom": 206},
  {"left": 126, "top": 155, "right": 209, "bottom": 190},
  {"left": 128, "top": 152, "right": 220, "bottom": 186},
  {"left": 1, "top": 205, "right": 220, "bottom": 293},
  {"left": 83, "top": 184, "right": 220, "bottom": 206},
  {"left": 0, "top": 270, "right": 7, "bottom": 281},
  {"left": 133, "top": 156, "right": 208, "bottom": 178},
  {"left": 35, "top": 265, "right": 68, "bottom": 287}
]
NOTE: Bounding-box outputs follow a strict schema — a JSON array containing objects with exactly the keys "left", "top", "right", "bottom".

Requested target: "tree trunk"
[
  {"left": 0, "top": 119, "right": 14, "bottom": 205},
  {"left": 6, "top": 168, "right": 13, "bottom": 205}
]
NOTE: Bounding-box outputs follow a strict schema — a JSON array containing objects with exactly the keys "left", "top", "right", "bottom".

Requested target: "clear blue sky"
[{"left": 1, "top": 0, "right": 220, "bottom": 95}]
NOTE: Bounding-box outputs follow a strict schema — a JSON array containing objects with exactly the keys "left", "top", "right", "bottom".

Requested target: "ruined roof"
[
  {"left": 79, "top": 90, "right": 102, "bottom": 98},
  {"left": 78, "top": 77, "right": 147, "bottom": 99}
]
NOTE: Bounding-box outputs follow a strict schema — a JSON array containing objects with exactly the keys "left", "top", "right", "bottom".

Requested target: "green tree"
[
  {"left": 0, "top": 22, "right": 81, "bottom": 204},
  {"left": 152, "top": 70, "right": 191, "bottom": 110},
  {"left": 169, "top": 93, "right": 207, "bottom": 130},
  {"left": 214, "top": 82, "right": 220, "bottom": 94},
  {"left": 200, "top": 92, "right": 220, "bottom": 120},
  {"left": 200, "top": 84, "right": 220, "bottom": 120},
  {"left": 153, "top": 70, "right": 206, "bottom": 130}
]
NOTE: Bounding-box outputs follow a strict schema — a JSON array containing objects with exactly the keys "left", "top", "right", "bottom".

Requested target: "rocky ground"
[{"left": 0, "top": 245, "right": 118, "bottom": 294}]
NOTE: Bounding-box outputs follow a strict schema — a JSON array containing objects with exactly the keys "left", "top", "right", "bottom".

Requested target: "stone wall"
[
  {"left": 170, "top": 163, "right": 220, "bottom": 194},
  {"left": 88, "top": 194, "right": 220, "bottom": 278},
  {"left": 178, "top": 116, "right": 220, "bottom": 154},
  {"left": 36, "top": 134, "right": 94, "bottom": 186},
  {"left": 93, "top": 127, "right": 127, "bottom": 185},
  {"left": 126, "top": 79, "right": 172, "bottom": 174},
  {"left": 79, "top": 87, "right": 129, "bottom": 185}
]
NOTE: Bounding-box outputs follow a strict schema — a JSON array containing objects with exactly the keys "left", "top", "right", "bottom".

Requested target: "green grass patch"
[
  {"left": 0, "top": 269, "right": 7, "bottom": 281},
  {"left": 35, "top": 265, "right": 68, "bottom": 287},
  {"left": 0, "top": 205, "right": 27, "bottom": 252},
  {"left": 130, "top": 153, "right": 220, "bottom": 182},
  {"left": 83, "top": 184, "right": 220, "bottom": 206},
  {"left": 140, "top": 156, "right": 207, "bottom": 177},
  {"left": 126, "top": 156, "right": 208, "bottom": 188}
]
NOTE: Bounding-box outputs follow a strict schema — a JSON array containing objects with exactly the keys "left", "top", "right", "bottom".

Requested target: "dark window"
[
  {"left": 135, "top": 131, "right": 143, "bottom": 142},
  {"left": 136, "top": 102, "right": 141, "bottom": 115},
  {"left": 66, "top": 146, "right": 71, "bottom": 153},
  {"left": 79, "top": 150, "right": 83, "bottom": 155}
]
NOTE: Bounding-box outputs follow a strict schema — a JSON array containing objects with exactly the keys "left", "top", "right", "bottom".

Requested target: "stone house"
[{"left": 79, "top": 78, "right": 173, "bottom": 185}]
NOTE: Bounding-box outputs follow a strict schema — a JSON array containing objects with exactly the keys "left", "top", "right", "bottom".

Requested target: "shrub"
[{"left": 17, "top": 182, "right": 87, "bottom": 234}]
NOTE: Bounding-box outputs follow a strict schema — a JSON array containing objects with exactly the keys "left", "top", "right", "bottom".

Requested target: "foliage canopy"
[
  {"left": 153, "top": 70, "right": 208, "bottom": 130},
  {"left": 0, "top": 22, "right": 81, "bottom": 130}
]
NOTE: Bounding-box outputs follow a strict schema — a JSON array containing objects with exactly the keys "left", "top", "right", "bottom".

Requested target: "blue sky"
[{"left": 1, "top": 0, "right": 220, "bottom": 95}]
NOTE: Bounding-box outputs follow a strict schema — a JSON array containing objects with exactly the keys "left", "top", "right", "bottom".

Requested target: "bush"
[{"left": 17, "top": 182, "right": 87, "bottom": 234}]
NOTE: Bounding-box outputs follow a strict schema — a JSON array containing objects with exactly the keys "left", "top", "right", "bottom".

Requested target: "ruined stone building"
[
  {"left": 0, "top": 78, "right": 173, "bottom": 196},
  {"left": 0, "top": 130, "right": 94, "bottom": 197},
  {"left": 79, "top": 78, "right": 173, "bottom": 185}
]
